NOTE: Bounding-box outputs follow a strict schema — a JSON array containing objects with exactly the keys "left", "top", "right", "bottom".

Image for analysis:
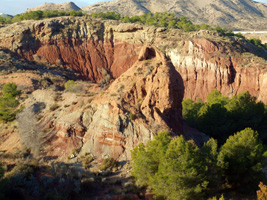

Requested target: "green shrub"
[
  {"left": 249, "top": 38, "right": 262, "bottom": 46},
  {"left": 99, "top": 157, "right": 119, "bottom": 171},
  {"left": 91, "top": 11, "right": 221, "bottom": 32},
  {"left": 0, "top": 83, "right": 21, "bottom": 122},
  {"left": 81, "top": 154, "right": 94, "bottom": 169},
  {"left": 2, "top": 83, "right": 21, "bottom": 97},
  {"left": 1, "top": 10, "right": 85, "bottom": 24},
  {"left": 4, "top": 160, "right": 39, "bottom": 178},
  {"left": 64, "top": 80, "right": 76, "bottom": 90}
]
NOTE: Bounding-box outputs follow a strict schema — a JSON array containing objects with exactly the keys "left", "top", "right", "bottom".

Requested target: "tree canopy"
[
  {"left": 131, "top": 131, "right": 210, "bottom": 200},
  {"left": 218, "top": 128, "right": 267, "bottom": 192},
  {"left": 182, "top": 90, "right": 267, "bottom": 145},
  {"left": 131, "top": 129, "right": 267, "bottom": 199}
]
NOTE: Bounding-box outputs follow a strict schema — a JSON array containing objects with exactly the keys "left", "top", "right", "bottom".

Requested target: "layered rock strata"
[
  {"left": 0, "top": 17, "right": 266, "bottom": 103},
  {"left": 1, "top": 45, "right": 186, "bottom": 160},
  {"left": 80, "top": 45, "right": 184, "bottom": 160}
]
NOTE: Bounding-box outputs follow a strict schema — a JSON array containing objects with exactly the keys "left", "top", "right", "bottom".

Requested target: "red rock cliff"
[
  {"left": 80, "top": 45, "right": 185, "bottom": 160},
  {"left": 167, "top": 38, "right": 267, "bottom": 103},
  {"left": 0, "top": 17, "right": 266, "bottom": 102},
  {"left": 0, "top": 18, "right": 143, "bottom": 81}
]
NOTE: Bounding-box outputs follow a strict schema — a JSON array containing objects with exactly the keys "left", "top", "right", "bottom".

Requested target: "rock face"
[
  {"left": 80, "top": 45, "right": 184, "bottom": 160},
  {"left": 0, "top": 17, "right": 266, "bottom": 160},
  {"left": 3, "top": 45, "right": 185, "bottom": 161},
  {"left": 0, "top": 17, "right": 266, "bottom": 103},
  {"left": 82, "top": 0, "right": 267, "bottom": 30},
  {"left": 0, "top": 17, "right": 142, "bottom": 82},
  {"left": 167, "top": 38, "right": 267, "bottom": 103}
]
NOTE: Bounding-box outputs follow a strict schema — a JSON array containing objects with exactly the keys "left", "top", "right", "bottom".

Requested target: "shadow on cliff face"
[
  {"left": 133, "top": 45, "right": 185, "bottom": 135},
  {"left": 243, "top": 41, "right": 267, "bottom": 60},
  {"left": 5, "top": 19, "right": 142, "bottom": 82},
  {"left": 0, "top": 47, "right": 81, "bottom": 81},
  {"left": 228, "top": 58, "right": 236, "bottom": 84},
  {"left": 158, "top": 59, "right": 185, "bottom": 134}
]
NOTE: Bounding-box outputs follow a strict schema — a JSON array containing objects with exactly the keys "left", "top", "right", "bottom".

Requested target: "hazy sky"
[{"left": 1, "top": 0, "right": 267, "bottom": 15}]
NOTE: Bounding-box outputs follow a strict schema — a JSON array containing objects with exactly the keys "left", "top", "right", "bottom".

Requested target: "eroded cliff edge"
[
  {"left": 0, "top": 16, "right": 266, "bottom": 103},
  {"left": 0, "top": 44, "right": 187, "bottom": 161}
]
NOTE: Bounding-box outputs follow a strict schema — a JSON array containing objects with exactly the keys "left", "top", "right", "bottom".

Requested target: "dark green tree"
[
  {"left": 182, "top": 90, "right": 267, "bottom": 145},
  {"left": 217, "top": 128, "right": 267, "bottom": 192},
  {"left": 201, "top": 138, "right": 222, "bottom": 191},
  {"left": 131, "top": 131, "right": 171, "bottom": 186},
  {"left": 225, "top": 91, "right": 265, "bottom": 132},
  {"left": 198, "top": 103, "right": 230, "bottom": 143},
  {"left": 182, "top": 98, "right": 203, "bottom": 126},
  {"left": 152, "top": 136, "right": 209, "bottom": 200},
  {"left": 131, "top": 132, "right": 211, "bottom": 200},
  {"left": 2, "top": 83, "right": 21, "bottom": 97},
  {"left": 0, "top": 83, "right": 21, "bottom": 122}
]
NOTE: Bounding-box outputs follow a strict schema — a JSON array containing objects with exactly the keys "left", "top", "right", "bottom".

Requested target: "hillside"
[
  {"left": 25, "top": 1, "right": 81, "bottom": 12},
  {"left": 82, "top": 0, "right": 267, "bottom": 30},
  {"left": 0, "top": 15, "right": 267, "bottom": 200},
  {"left": 0, "top": 15, "right": 266, "bottom": 157},
  {"left": 0, "top": 13, "right": 12, "bottom": 18}
]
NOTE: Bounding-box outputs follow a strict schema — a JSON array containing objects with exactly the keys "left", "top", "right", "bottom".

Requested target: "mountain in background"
[
  {"left": 22, "top": 0, "right": 267, "bottom": 30},
  {"left": 82, "top": 0, "right": 267, "bottom": 30},
  {"left": 25, "top": 1, "right": 81, "bottom": 12},
  {"left": 0, "top": 13, "right": 13, "bottom": 18}
]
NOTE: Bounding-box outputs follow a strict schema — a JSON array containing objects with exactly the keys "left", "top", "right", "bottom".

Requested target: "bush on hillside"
[
  {"left": 0, "top": 83, "right": 21, "bottom": 122},
  {"left": 64, "top": 80, "right": 76, "bottom": 91},
  {"left": 2, "top": 83, "right": 21, "bottom": 97},
  {"left": 99, "top": 157, "right": 119, "bottom": 171}
]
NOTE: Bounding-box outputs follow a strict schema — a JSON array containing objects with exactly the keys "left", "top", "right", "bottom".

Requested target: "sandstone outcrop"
[
  {"left": 80, "top": 45, "right": 184, "bottom": 160},
  {"left": 0, "top": 17, "right": 142, "bottom": 82},
  {"left": 0, "top": 45, "right": 186, "bottom": 161},
  {"left": 0, "top": 17, "right": 266, "bottom": 103},
  {"left": 167, "top": 38, "right": 267, "bottom": 103},
  {"left": 1, "top": 17, "right": 266, "bottom": 161}
]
